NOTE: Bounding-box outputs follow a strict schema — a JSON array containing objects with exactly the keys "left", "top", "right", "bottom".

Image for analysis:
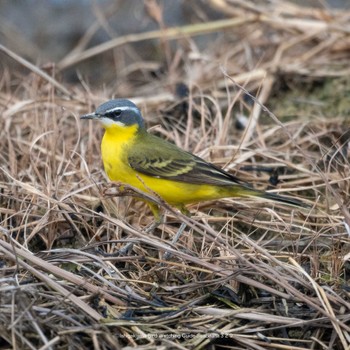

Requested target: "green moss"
[{"left": 269, "top": 76, "right": 350, "bottom": 121}]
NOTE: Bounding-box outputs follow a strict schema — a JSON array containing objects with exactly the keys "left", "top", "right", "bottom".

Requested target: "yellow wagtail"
[{"left": 81, "top": 99, "right": 306, "bottom": 221}]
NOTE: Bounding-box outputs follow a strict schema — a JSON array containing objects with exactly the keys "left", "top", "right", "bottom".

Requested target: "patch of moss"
[{"left": 269, "top": 76, "right": 350, "bottom": 121}]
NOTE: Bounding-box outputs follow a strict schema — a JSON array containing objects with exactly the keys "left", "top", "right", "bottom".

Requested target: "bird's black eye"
[{"left": 107, "top": 110, "right": 122, "bottom": 120}]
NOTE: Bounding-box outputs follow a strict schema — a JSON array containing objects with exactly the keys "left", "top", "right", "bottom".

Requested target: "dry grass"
[{"left": 1, "top": 1, "right": 350, "bottom": 349}]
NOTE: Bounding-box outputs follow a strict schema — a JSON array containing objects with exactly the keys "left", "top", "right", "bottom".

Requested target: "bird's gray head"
[{"left": 80, "top": 99, "right": 145, "bottom": 129}]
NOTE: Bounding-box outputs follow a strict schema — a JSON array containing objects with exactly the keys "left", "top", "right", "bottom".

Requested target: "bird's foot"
[{"left": 94, "top": 242, "right": 134, "bottom": 257}]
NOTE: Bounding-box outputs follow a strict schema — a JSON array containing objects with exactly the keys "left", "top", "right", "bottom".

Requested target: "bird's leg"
[
  {"left": 171, "top": 205, "right": 190, "bottom": 244},
  {"left": 145, "top": 201, "right": 164, "bottom": 233},
  {"left": 163, "top": 223, "right": 187, "bottom": 261},
  {"left": 163, "top": 205, "right": 190, "bottom": 260},
  {"left": 170, "top": 222, "right": 187, "bottom": 245},
  {"left": 143, "top": 199, "right": 191, "bottom": 260}
]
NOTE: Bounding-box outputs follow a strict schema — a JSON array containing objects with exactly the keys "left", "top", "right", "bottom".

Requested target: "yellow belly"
[{"left": 101, "top": 129, "right": 225, "bottom": 207}]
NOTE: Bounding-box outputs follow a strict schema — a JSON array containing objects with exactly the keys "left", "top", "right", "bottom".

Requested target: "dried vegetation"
[{"left": 1, "top": 1, "right": 350, "bottom": 349}]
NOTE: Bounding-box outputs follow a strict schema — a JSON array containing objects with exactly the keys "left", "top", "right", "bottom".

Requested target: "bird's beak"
[{"left": 80, "top": 112, "right": 99, "bottom": 120}]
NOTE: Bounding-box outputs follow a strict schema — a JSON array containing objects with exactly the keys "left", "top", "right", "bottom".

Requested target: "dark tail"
[
  {"left": 258, "top": 191, "right": 309, "bottom": 208},
  {"left": 237, "top": 185, "right": 308, "bottom": 208}
]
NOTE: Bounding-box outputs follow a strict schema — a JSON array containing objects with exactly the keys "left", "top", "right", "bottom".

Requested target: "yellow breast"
[{"left": 101, "top": 124, "right": 138, "bottom": 185}]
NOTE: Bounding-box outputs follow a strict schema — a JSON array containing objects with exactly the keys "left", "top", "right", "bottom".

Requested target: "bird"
[{"left": 80, "top": 99, "right": 306, "bottom": 223}]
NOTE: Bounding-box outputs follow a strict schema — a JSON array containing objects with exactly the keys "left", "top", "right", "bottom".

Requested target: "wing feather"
[{"left": 128, "top": 134, "right": 246, "bottom": 187}]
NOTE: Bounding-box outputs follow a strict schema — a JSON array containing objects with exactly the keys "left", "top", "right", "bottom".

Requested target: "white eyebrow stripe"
[{"left": 105, "top": 106, "right": 140, "bottom": 114}]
